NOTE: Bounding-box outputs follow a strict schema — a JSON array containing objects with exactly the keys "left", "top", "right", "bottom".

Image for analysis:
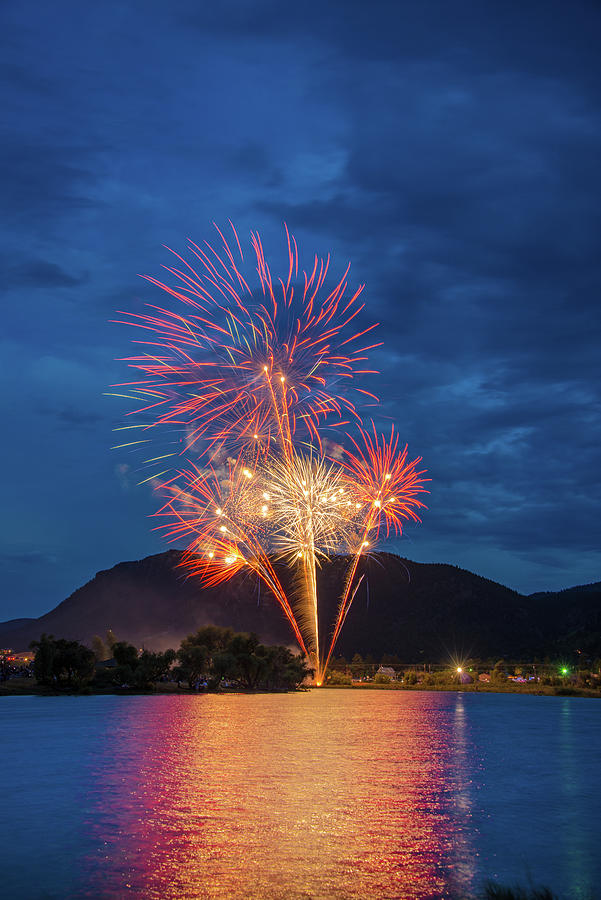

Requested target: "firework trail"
[
  {"left": 154, "top": 459, "right": 310, "bottom": 657},
  {"left": 258, "top": 450, "right": 362, "bottom": 672},
  {"left": 114, "top": 224, "right": 428, "bottom": 683},
  {"left": 321, "top": 426, "right": 429, "bottom": 678}
]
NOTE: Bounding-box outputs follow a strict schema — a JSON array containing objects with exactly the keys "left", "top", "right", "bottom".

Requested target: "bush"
[
  {"left": 374, "top": 673, "right": 391, "bottom": 684},
  {"left": 328, "top": 671, "right": 353, "bottom": 685}
]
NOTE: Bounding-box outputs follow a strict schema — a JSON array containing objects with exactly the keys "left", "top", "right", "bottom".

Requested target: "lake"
[{"left": 0, "top": 690, "right": 599, "bottom": 899}]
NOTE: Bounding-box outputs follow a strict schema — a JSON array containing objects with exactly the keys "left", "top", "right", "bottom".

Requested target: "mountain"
[
  {"left": 0, "top": 617, "right": 35, "bottom": 635},
  {"left": 0, "top": 551, "right": 599, "bottom": 661}
]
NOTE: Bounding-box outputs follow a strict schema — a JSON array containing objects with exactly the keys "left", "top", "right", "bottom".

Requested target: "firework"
[
  {"left": 321, "top": 427, "right": 429, "bottom": 678},
  {"left": 111, "top": 223, "right": 380, "bottom": 465},
  {"left": 115, "top": 225, "right": 428, "bottom": 684},
  {"left": 261, "top": 450, "right": 361, "bottom": 673},
  {"left": 154, "top": 458, "right": 311, "bottom": 658}
]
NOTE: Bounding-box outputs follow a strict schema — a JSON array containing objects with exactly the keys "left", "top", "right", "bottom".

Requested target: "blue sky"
[{"left": 1, "top": 0, "right": 600, "bottom": 619}]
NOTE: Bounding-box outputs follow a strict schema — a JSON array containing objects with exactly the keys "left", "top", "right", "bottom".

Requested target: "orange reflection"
[{"left": 83, "top": 692, "right": 476, "bottom": 899}]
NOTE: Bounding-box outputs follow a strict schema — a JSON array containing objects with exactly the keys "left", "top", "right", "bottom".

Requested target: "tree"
[
  {"left": 351, "top": 653, "right": 365, "bottom": 677},
  {"left": 176, "top": 644, "right": 210, "bottom": 689},
  {"left": 30, "top": 634, "right": 95, "bottom": 689},
  {"left": 492, "top": 660, "right": 507, "bottom": 683},
  {"left": 365, "top": 653, "right": 376, "bottom": 676},
  {"left": 106, "top": 629, "right": 117, "bottom": 650},
  {"left": 92, "top": 635, "right": 108, "bottom": 661},
  {"left": 112, "top": 641, "right": 139, "bottom": 668},
  {"left": 135, "top": 649, "right": 176, "bottom": 688},
  {"left": 331, "top": 655, "right": 347, "bottom": 672},
  {"left": 258, "top": 644, "right": 312, "bottom": 690},
  {"left": 53, "top": 640, "right": 96, "bottom": 687},
  {"left": 177, "top": 626, "right": 234, "bottom": 689},
  {"left": 176, "top": 627, "right": 312, "bottom": 691},
  {"left": 226, "top": 632, "right": 265, "bottom": 690},
  {"left": 30, "top": 634, "right": 57, "bottom": 686},
  {"left": 107, "top": 641, "right": 140, "bottom": 687}
]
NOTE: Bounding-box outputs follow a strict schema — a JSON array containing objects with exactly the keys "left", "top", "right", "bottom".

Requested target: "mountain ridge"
[{"left": 1, "top": 550, "right": 599, "bottom": 661}]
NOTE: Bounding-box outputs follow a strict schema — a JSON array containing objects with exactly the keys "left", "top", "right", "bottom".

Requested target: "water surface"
[{"left": 1, "top": 690, "right": 599, "bottom": 898}]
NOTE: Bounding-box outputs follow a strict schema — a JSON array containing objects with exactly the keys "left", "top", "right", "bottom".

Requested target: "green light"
[{"left": 561, "top": 667, "right": 568, "bottom": 675}]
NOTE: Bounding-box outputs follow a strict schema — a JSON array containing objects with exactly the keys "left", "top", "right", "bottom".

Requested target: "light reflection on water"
[{"left": 1, "top": 691, "right": 599, "bottom": 899}]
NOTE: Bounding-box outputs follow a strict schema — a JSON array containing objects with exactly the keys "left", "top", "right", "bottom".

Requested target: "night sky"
[{"left": 2, "top": 1, "right": 600, "bottom": 621}]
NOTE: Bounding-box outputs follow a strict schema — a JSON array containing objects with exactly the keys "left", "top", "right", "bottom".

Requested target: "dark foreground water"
[{"left": 0, "top": 691, "right": 599, "bottom": 899}]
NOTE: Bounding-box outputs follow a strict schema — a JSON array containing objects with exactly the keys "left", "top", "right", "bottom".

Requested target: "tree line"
[
  {"left": 30, "top": 626, "right": 311, "bottom": 692},
  {"left": 326, "top": 653, "right": 601, "bottom": 688}
]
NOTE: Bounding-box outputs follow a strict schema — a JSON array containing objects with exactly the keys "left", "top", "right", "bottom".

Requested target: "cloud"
[
  {"left": 0, "top": 550, "right": 58, "bottom": 567},
  {"left": 51, "top": 407, "right": 104, "bottom": 428},
  {"left": 4, "top": 259, "right": 86, "bottom": 289},
  {"left": 1, "top": 139, "right": 101, "bottom": 227}
]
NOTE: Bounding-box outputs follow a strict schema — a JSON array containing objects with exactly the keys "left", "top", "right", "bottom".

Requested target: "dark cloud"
[
  {"left": 1, "top": 140, "right": 101, "bottom": 225},
  {"left": 228, "top": 142, "right": 283, "bottom": 188},
  {"left": 184, "top": 0, "right": 601, "bottom": 84},
  {"left": 43, "top": 406, "right": 105, "bottom": 428},
  {"left": 0, "top": 550, "right": 57, "bottom": 567},
  {"left": 4, "top": 259, "right": 85, "bottom": 289}
]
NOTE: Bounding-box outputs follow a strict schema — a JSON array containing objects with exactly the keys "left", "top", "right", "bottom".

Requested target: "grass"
[
  {"left": 322, "top": 681, "right": 601, "bottom": 698},
  {"left": 0, "top": 678, "right": 307, "bottom": 696},
  {"left": 2, "top": 677, "right": 600, "bottom": 699},
  {"left": 0, "top": 677, "right": 183, "bottom": 697},
  {"left": 484, "top": 883, "right": 559, "bottom": 899}
]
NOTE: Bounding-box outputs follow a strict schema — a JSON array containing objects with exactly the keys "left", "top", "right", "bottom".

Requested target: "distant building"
[
  {"left": 376, "top": 666, "right": 397, "bottom": 680},
  {"left": 2, "top": 650, "right": 33, "bottom": 664},
  {"left": 478, "top": 673, "right": 491, "bottom": 683}
]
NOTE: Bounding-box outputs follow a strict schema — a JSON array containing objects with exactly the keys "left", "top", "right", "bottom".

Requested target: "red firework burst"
[
  {"left": 341, "top": 424, "right": 429, "bottom": 539},
  {"left": 113, "top": 223, "right": 380, "bottom": 460}
]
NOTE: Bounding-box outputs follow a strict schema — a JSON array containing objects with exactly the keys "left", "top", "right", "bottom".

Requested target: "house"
[{"left": 376, "top": 666, "right": 397, "bottom": 680}]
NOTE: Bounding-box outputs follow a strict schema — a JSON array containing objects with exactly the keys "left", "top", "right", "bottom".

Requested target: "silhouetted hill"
[
  {"left": 0, "top": 618, "right": 34, "bottom": 636},
  {"left": 0, "top": 551, "right": 599, "bottom": 661}
]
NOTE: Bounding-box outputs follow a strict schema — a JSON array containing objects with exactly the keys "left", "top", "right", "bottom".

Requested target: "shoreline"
[
  {"left": 2, "top": 678, "right": 600, "bottom": 699},
  {"left": 320, "top": 682, "right": 601, "bottom": 698}
]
